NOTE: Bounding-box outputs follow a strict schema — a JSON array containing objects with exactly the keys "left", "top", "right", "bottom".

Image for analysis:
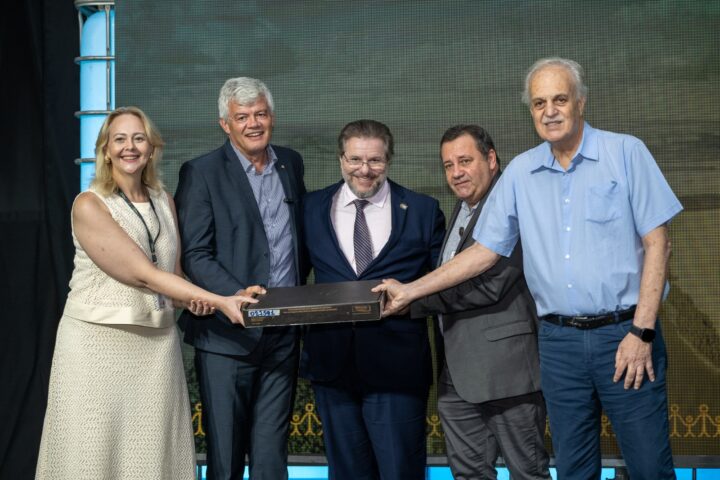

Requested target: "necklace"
[{"left": 116, "top": 189, "right": 161, "bottom": 264}]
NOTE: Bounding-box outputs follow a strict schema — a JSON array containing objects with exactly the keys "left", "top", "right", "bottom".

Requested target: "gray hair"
[
  {"left": 218, "top": 77, "right": 275, "bottom": 121},
  {"left": 521, "top": 57, "right": 588, "bottom": 105}
]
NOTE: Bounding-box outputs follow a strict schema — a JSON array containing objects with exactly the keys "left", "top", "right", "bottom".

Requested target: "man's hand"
[
  {"left": 613, "top": 333, "right": 655, "bottom": 389},
  {"left": 372, "top": 279, "right": 411, "bottom": 317},
  {"left": 219, "top": 285, "right": 266, "bottom": 326},
  {"left": 236, "top": 285, "right": 266, "bottom": 304}
]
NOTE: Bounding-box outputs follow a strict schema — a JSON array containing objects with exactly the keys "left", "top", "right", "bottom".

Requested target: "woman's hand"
[{"left": 187, "top": 299, "right": 215, "bottom": 316}]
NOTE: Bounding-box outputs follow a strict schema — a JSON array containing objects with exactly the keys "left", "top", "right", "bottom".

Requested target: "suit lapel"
[
  {"left": 275, "top": 154, "right": 295, "bottom": 203},
  {"left": 368, "top": 180, "right": 407, "bottom": 272},
  {"left": 458, "top": 174, "right": 500, "bottom": 251},
  {"left": 324, "top": 181, "right": 357, "bottom": 276},
  {"left": 275, "top": 151, "right": 304, "bottom": 280},
  {"left": 437, "top": 201, "right": 462, "bottom": 268}
]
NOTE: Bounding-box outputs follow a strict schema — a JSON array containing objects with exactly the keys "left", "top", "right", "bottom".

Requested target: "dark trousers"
[
  {"left": 438, "top": 364, "right": 551, "bottom": 480},
  {"left": 195, "top": 327, "right": 299, "bottom": 480},
  {"left": 539, "top": 319, "right": 675, "bottom": 479},
  {"left": 311, "top": 362, "right": 428, "bottom": 480}
]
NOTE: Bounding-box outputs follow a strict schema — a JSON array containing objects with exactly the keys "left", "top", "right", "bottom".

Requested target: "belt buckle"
[{"left": 570, "top": 316, "right": 593, "bottom": 329}]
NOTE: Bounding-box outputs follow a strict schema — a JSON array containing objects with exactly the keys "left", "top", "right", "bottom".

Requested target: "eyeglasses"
[{"left": 342, "top": 154, "right": 388, "bottom": 170}]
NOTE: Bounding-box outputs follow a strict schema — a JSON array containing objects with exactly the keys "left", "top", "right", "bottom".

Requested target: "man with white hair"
[
  {"left": 175, "top": 77, "right": 307, "bottom": 480},
  {"left": 377, "top": 58, "right": 681, "bottom": 479}
]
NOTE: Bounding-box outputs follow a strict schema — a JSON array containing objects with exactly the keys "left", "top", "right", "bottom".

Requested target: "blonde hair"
[{"left": 91, "top": 106, "right": 165, "bottom": 196}]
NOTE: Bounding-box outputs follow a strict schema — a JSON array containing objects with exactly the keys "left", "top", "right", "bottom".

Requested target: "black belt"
[{"left": 541, "top": 307, "right": 636, "bottom": 330}]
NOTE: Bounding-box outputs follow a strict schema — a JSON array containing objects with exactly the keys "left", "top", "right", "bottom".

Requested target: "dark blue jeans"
[{"left": 538, "top": 319, "right": 675, "bottom": 479}]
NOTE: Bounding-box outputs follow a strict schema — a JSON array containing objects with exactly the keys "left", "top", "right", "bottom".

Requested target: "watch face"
[
  {"left": 631, "top": 325, "right": 656, "bottom": 342},
  {"left": 630, "top": 325, "right": 655, "bottom": 343},
  {"left": 641, "top": 328, "right": 656, "bottom": 342}
]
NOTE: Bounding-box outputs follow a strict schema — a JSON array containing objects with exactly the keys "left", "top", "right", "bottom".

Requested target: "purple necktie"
[{"left": 353, "top": 199, "right": 373, "bottom": 275}]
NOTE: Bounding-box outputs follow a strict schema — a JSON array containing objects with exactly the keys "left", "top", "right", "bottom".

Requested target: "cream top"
[{"left": 63, "top": 187, "right": 177, "bottom": 328}]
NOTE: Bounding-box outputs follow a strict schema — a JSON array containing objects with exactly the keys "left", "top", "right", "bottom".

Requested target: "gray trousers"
[
  {"left": 438, "top": 364, "right": 551, "bottom": 480},
  {"left": 195, "top": 327, "right": 299, "bottom": 480}
]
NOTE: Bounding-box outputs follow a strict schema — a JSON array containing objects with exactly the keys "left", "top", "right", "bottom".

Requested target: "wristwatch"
[{"left": 629, "top": 324, "right": 656, "bottom": 342}]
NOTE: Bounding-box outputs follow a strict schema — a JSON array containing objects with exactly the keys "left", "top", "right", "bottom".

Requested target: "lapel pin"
[{"left": 400, "top": 203, "right": 408, "bottom": 210}]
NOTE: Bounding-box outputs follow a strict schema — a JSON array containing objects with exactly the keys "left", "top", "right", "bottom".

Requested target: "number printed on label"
[{"left": 248, "top": 309, "right": 281, "bottom": 318}]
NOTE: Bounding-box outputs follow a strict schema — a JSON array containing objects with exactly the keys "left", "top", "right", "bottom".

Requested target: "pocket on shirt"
[{"left": 585, "top": 181, "right": 621, "bottom": 223}]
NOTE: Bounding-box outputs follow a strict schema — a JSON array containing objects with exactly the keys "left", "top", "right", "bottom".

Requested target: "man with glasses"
[
  {"left": 407, "top": 124, "right": 550, "bottom": 479},
  {"left": 300, "top": 119, "right": 445, "bottom": 479}
]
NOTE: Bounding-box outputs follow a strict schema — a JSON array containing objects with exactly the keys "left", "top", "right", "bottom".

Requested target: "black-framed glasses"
[{"left": 342, "top": 154, "right": 388, "bottom": 170}]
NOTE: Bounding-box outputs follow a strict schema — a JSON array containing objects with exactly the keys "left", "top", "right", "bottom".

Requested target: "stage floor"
[{"left": 195, "top": 465, "right": 720, "bottom": 479}]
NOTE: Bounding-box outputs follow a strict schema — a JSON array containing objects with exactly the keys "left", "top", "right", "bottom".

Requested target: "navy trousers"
[
  {"left": 195, "top": 327, "right": 299, "bottom": 480},
  {"left": 538, "top": 319, "right": 675, "bottom": 479},
  {"left": 312, "top": 362, "right": 428, "bottom": 480}
]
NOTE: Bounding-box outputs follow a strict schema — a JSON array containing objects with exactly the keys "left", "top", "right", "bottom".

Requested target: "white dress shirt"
[{"left": 331, "top": 181, "right": 392, "bottom": 274}]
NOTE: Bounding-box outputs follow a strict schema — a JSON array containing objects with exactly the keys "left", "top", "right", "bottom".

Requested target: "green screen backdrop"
[{"left": 116, "top": 0, "right": 720, "bottom": 457}]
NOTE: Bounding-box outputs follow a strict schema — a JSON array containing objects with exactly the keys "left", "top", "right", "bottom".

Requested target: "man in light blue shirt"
[{"left": 377, "top": 58, "right": 682, "bottom": 479}]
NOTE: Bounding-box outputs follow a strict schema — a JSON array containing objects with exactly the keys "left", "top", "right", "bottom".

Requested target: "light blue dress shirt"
[
  {"left": 231, "top": 143, "right": 296, "bottom": 288},
  {"left": 441, "top": 202, "right": 477, "bottom": 266},
  {"left": 473, "top": 123, "right": 683, "bottom": 316}
]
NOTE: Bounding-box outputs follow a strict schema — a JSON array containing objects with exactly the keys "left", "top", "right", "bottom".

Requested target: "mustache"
[
  {"left": 542, "top": 118, "right": 563, "bottom": 125},
  {"left": 351, "top": 172, "right": 380, "bottom": 179}
]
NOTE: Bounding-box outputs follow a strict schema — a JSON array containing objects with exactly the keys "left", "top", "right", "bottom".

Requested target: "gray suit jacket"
[{"left": 411, "top": 176, "right": 541, "bottom": 404}]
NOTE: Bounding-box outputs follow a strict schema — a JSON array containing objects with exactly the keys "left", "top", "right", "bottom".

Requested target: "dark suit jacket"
[
  {"left": 411, "top": 176, "right": 542, "bottom": 404},
  {"left": 300, "top": 180, "right": 445, "bottom": 389},
  {"left": 174, "top": 140, "right": 307, "bottom": 356}
]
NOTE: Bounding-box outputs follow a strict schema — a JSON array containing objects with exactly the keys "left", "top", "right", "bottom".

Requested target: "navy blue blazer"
[
  {"left": 300, "top": 180, "right": 445, "bottom": 389},
  {"left": 175, "top": 140, "right": 308, "bottom": 356}
]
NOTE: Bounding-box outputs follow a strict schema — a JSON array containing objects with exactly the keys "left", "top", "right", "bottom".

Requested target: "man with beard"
[{"left": 301, "top": 119, "right": 445, "bottom": 479}]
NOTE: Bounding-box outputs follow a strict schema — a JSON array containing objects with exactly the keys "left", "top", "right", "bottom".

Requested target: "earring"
[{"left": 104, "top": 156, "right": 111, "bottom": 164}]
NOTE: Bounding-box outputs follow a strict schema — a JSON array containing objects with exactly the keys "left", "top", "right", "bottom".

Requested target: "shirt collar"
[
  {"left": 530, "top": 122, "right": 599, "bottom": 172},
  {"left": 461, "top": 201, "right": 477, "bottom": 215},
  {"left": 231, "top": 142, "right": 278, "bottom": 174},
  {"left": 340, "top": 179, "right": 390, "bottom": 208}
]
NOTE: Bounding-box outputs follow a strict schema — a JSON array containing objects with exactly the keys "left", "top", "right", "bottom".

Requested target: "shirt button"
[
  {"left": 565, "top": 254, "right": 570, "bottom": 259},
  {"left": 564, "top": 198, "right": 570, "bottom": 204},
  {"left": 567, "top": 283, "right": 573, "bottom": 289},
  {"left": 565, "top": 226, "right": 571, "bottom": 232}
]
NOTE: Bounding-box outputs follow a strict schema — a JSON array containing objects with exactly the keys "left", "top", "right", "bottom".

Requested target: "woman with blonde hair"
[{"left": 36, "top": 106, "right": 262, "bottom": 479}]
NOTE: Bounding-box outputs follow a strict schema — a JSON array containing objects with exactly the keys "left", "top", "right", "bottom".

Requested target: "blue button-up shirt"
[
  {"left": 441, "top": 202, "right": 477, "bottom": 266},
  {"left": 473, "top": 123, "right": 683, "bottom": 316},
  {"left": 231, "top": 143, "right": 296, "bottom": 288}
]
